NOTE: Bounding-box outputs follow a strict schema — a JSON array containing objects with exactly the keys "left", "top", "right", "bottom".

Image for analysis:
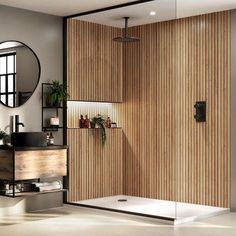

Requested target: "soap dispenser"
[{"left": 49, "top": 132, "right": 54, "bottom": 145}]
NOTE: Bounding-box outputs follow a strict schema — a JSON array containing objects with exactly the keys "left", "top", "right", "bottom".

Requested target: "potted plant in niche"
[
  {"left": 46, "top": 80, "right": 69, "bottom": 107},
  {"left": 0, "top": 130, "right": 7, "bottom": 146},
  {"left": 90, "top": 114, "right": 106, "bottom": 145}
]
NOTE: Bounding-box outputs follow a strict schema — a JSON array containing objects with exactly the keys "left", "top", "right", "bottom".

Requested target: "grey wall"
[
  {"left": 0, "top": 5, "right": 62, "bottom": 134},
  {"left": 0, "top": 5, "right": 63, "bottom": 216},
  {"left": 231, "top": 9, "right": 236, "bottom": 212}
]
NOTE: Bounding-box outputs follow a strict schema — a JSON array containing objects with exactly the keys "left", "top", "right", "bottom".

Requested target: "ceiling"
[
  {"left": 178, "top": 0, "right": 236, "bottom": 18},
  {"left": 0, "top": 0, "right": 138, "bottom": 16},
  {"left": 78, "top": 0, "right": 175, "bottom": 28},
  {"left": 0, "top": 0, "right": 236, "bottom": 27}
]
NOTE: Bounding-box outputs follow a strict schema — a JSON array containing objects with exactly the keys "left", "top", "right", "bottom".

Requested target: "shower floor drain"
[{"left": 118, "top": 199, "right": 127, "bottom": 202}]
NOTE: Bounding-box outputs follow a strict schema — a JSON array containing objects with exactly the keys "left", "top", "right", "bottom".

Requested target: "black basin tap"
[{"left": 15, "top": 115, "right": 25, "bottom": 133}]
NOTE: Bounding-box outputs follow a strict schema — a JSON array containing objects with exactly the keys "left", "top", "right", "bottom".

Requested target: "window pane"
[
  {"left": 7, "top": 55, "right": 14, "bottom": 73},
  {"left": 0, "top": 57, "right": 6, "bottom": 74},
  {"left": 0, "top": 76, "right": 5, "bottom": 93},
  {"left": 8, "top": 75, "right": 14, "bottom": 93},
  {"left": 0, "top": 95, "right": 6, "bottom": 104},
  {"left": 8, "top": 94, "right": 14, "bottom": 107}
]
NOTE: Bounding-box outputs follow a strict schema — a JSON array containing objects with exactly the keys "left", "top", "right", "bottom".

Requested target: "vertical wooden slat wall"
[
  {"left": 67, "top": 11, "right": 231, "bottom": 207},
  {"left": 67, "top": 129, "right": 123, "bottom": 201},
  {"left": 67, "top": 19, "right": 123, "bottom": 102},
  {"left": 114, "top": 11, "right": 231, "bottom": 207}
]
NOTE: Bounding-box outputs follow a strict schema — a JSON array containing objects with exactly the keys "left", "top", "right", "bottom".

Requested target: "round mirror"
[{"left": 0, "top": 40, "right": 40, "bottom": 108}]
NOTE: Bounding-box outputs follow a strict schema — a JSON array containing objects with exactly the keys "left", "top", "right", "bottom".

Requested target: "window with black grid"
[{"left": 0, "top": 52, "right": 16, "bottom": 107}]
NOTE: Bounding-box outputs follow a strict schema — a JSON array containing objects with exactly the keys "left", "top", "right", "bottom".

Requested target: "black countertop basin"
[{"left": 11, "top": 132, "right": 47, "bottom": 147}]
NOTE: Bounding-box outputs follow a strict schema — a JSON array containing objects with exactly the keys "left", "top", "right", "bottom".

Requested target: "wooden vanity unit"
[{"left": 0, "top": 145, "right": 68, "bottom": 197}]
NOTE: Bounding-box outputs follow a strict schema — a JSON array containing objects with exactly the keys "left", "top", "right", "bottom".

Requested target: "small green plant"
[
  {"left": 90, "top": 114, "right": 106, "bottom": 145},
  {"left": 0, "top": 130, "right": 7, "bottom": 145},
  {"left": 0, "top": 130, "right": 7, "bottom": 140},
  {"left": 47, "top": 80, "right": 69, "bottom": 106}
]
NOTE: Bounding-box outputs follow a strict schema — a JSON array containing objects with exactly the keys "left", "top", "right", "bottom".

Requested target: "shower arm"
[{"left": 123, "top": 17, "right": 129, "bottom": 38}]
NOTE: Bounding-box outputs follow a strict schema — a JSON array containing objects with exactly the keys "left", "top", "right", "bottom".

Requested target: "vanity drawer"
[{"left": 15, "top": 149, "right": 67, "bottom": 180}]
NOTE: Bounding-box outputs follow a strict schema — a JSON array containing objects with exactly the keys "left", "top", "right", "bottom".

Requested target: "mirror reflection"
[{"left": 0, "top": 41, "right": 40, "bottom": 108}]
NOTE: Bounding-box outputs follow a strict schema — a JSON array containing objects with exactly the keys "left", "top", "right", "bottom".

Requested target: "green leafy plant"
[
  {"left": 90, "top": 114, "right": 106, "bottom": 145},
  {"left": 47, "top": 81, "right": 69, "bottom": 106},
  {"left": 3, "top": 134, "right": 10, "bottom": 145},
  {"left": 0, "top": 130, "right": 7, "bottom": 140},
  {"left": 0, "top": 130, "right": 8, "bottom": 145}
]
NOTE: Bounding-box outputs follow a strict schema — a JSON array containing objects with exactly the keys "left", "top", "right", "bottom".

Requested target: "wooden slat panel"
[
  {"left": 67, "top": 19, "right": 123, "bottom": 102},
  {"left": 15, "top": 150, "right": 67, "bottom": 180},
  {"left": 67, "top": 129, "right": 123, "bottom": 201},
  {"left": 115, "top": 11, "right": 230, "bottom": 207},
  {"left": 116, "top": 20, "right": 177, "bottom": 201},
  {"left": 0, "top": 150, "right": 13, "bottom": 180},
  {"left": 67, "top": 11, "right": 231, "bottom": 208}
]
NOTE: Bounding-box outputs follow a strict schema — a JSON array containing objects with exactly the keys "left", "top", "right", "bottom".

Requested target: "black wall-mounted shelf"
[
  {"left": 41, "top": 83, "right": 65, "bottom": 134},
  {"left": 43, "top": 106, "right": 63, "bottom": 109},
  {"left": 1, "top": 188, "right": 67, "bottom": 198},
  {"left": 42, "top": 127, "right": 63, "bottom": 132}
]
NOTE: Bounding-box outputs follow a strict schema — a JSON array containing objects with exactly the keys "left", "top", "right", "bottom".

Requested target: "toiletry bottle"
[
  {"left": 105, "top": 117, "right": 112, "bottom": 128},
  {"left": 79, "top": 115, "right": 85, "bottom": 128},
  {"left": 111, "top": 122, "right": 117, "bottom": 128},
  {"left": 84, "top": 115, "right": 90, "bottom": 128},
  {"left": 46, "top": 133, "right": 50, "bottom": 145},
  {"left": 49, "top": 132, "right": 54, "bottom": 145}
]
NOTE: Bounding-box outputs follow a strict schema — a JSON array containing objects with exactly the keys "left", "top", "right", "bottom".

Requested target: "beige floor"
[{"left": 0, "top": 205, "right": 235, "bottom": 236}]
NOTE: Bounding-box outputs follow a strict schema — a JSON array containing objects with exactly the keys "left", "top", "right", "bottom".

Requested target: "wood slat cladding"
[
  {"left": 174, "top": 12, "right": 231, "bottom": 207},
  {"left": 67, "top": 19, "right": 123, "bottom": 102},
  {"left": 0, "top": 150, "right": 13, "bottom": 180},
  {"left": 66, "top": 11, "right": 231, "bottom": 207},
  {"left": 112, "top": 11, "right": 230, "bottom": 207},
  {"left": 67, "top": 129, "right": 123, "bottom": 202},
  {"left": 15, "top": 150, "right": 67, "bottom": 180}
]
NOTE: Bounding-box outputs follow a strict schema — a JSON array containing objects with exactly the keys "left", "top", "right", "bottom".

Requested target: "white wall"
[{"left": 0, "top": 5, "right": 63, "bottom": 216}]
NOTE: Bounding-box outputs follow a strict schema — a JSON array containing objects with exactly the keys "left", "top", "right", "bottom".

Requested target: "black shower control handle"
[{"left": 194, "top": 101, "right": 206, "bottom": 122}]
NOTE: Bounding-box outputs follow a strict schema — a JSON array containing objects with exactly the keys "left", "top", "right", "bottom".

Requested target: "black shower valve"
[{"left": 194, "top": 101, "right": 206, "bottom": 122}]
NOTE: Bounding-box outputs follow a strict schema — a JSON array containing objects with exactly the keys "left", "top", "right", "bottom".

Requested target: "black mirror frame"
[{"left": 0, "top": 40, "right": 41, "bottom": 108}]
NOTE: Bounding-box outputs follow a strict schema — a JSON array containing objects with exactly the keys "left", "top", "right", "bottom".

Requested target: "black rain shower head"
[
  {"left": 113, "top": 17, "right": 140, "bottom": 43},
  {"left": 113, "top": 36, "right": 140, "bottom": 43}
]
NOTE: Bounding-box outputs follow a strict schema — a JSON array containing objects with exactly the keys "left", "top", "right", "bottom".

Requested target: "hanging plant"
[{"left": 90, "top": 114, "right": 106, "bottom": 145}]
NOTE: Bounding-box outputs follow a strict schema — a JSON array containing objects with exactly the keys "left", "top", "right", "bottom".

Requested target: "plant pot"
[
  {"left": 52, "top": 101, "right": 62, "bottom": 107},
  {"left": 46, "top": 99, "right": 62, "bottom": 107},
  {"left": 90, "top": 122, "right": 96, "bottom": 129}
]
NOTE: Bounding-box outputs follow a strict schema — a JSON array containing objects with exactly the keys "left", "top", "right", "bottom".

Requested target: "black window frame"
[{"left": 0, "top": 52, "right": 16, "bottom": 107}]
